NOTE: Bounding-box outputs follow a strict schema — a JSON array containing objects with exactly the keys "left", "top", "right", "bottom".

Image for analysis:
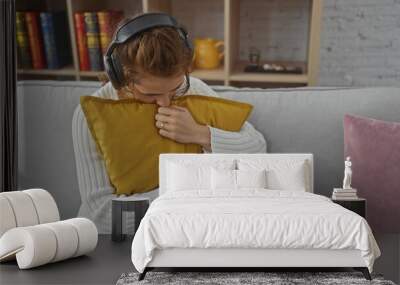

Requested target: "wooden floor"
[{"left": 0, "top": 235, "right": 133, "bottom": 285}]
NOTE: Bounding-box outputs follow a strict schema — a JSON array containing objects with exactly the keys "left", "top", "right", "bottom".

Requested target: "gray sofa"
[{"left": 16, "top": 81, "right": 400, "bottom": 282}]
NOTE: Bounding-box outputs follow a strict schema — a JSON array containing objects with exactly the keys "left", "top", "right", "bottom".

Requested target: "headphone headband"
[{"left": 104, "top": 13, "right": 192, "bottom": 89}]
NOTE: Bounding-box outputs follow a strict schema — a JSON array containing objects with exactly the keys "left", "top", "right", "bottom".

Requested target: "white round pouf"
[
  {"left": 0, "top": 189, "right": 60, "bottom": 238},
  {"left": 0, "top": 225, "right": 57, "bottom": 268},
  {"left": 42, "top": 221, "right": 79, "bottom": 262},
  {"left": 0, "top": 191, "right": 40, "bottom": 227},
  {"left": 0, "top": 218, "right": 98, "bottom": 269},
  {"left": 64, "top": 218, "right": 98, "bottom": 257},
  {"left": 0, "top": 196, "right": 17, "bottom": 237},
  {"left": 23, "top": 189, "right": 60, "bottom": 224},
  {"left": 0, "top": 189, "right": 97, "bottom": 269}
]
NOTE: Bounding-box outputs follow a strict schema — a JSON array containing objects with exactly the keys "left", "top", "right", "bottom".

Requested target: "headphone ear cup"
[
  {"left": 111, "top": 53, "right": 125, "bottom": 89},
  {"left": 104, "top": 55, "right": 121, "bottom": 89},
  {"left": 187, "top": 39, "right": 194, "bottom": 55},
  {"left": 178, "top": 27, "right": 194, "bottom": 57}
]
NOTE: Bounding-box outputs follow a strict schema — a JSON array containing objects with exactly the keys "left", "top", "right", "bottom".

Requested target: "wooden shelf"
[
  {"left": 17, "top": 0, "right": 323, "bottom": 87},
  {"left": 191, "top": 67, "right": 225, "bottom": 81},
  {"left": 17, "top": 65, "right": 76, "bottom": 76},
  {"left": 230, "top": 61, "right": 308, "bottom": 83},
  {"left": 224, "top": 0, "right": 322, "bottom": 86},
  {"left": 79, "top": 70, "right": 104, "bottom": 77},
  {"left": 229, "top": 72, "right": 309, "bottom": 84}
]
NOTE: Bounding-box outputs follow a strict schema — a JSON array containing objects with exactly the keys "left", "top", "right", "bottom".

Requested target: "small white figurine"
[{"left": 343, "top": 156, "right": 352, "bottom": 189}]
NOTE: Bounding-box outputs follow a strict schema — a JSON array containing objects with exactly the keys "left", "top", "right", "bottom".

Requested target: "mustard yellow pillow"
[{"left": 80, "top": 95, "right": 253, "bottom": 195}]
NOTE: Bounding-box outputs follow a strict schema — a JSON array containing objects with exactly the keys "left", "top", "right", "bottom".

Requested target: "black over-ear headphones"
[{"left": 104, "top": 12, "right": 193, "bottom": 90}]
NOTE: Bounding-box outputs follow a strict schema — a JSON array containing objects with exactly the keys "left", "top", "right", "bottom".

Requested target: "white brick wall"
[
  {"left": 239, "top": 0, "right": 310, "bottom": 62},
  {"left": 320, "top": 0, "right": 400, "bottom": 86},
  {"left": 171, "top": 0, "right": 400, "bottom": 86},
  {"left": 171, "top": 0, "right": 224, "bottom": 39}
]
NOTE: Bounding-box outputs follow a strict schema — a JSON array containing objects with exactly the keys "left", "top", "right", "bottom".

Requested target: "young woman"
[
  {"left": 72, "top": 14, "right": 266, "bottom": 233},
  {"left": 94, "top": 15, "right": 266, "bottom": 153}
]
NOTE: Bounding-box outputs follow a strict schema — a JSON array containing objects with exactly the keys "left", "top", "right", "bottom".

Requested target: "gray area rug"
[{"left": 116, "top": 272, "right": 396, "bottom": 285}]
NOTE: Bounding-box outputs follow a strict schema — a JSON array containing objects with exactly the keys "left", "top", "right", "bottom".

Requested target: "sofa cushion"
[
  {"left": 344, "top": 114, "right": 400, "bottom": 233},
  {"left": 80, "top": 94, "right": 252, "bottom": 195}
]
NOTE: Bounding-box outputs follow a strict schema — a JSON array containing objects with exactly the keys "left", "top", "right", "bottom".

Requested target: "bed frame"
[
  {"left": 138, "top": 154, "right": 371, "bottom": 281},
  {"left": 141, "top": 248, "right": 370, "bottom": 280}
]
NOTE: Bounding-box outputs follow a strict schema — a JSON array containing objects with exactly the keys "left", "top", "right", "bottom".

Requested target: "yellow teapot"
[{"left": 194, "top": 38, "right": 224, "bottom": 69}]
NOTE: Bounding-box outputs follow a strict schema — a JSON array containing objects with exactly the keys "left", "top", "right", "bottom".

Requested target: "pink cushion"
[{"left": 344, "top": 114, "right": 400, "bottom": 233}]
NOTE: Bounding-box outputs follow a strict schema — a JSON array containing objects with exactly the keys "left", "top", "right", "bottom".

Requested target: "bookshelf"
[{"left": 16, "top": 0, "right": 323, "bottom": 87}]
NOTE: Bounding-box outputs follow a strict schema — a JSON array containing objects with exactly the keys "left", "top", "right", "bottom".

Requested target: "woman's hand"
[{"left": 155, "top": 106, "right": 211, "bottom": 151}]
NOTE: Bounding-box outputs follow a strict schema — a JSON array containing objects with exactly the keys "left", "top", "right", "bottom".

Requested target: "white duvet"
[{"left": 131, "top": 190, "right": 380, "bottom": 273}]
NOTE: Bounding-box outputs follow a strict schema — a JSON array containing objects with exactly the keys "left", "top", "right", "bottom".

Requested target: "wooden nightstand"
[{"left": 332, "top": 198, "right": 366, "bottom": 218}]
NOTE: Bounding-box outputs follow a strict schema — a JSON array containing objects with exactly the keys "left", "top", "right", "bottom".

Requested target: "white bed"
[{"left": 131, "top": 154, "right": 380, "bottom": 280}]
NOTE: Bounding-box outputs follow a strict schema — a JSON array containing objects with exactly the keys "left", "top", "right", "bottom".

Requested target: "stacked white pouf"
[{"left": 0, "top": 189, "right": 98, "bottom": 269}]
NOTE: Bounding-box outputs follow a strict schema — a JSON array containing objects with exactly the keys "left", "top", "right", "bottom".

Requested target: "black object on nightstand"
[
  {"left": 112, "top": 197, "right": 150, "bottom": 242},
  {"left": 332, "top": 198, "right": 366, "bottom": 218}
]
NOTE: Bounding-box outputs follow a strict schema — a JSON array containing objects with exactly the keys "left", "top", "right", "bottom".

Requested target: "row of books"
[
  {"left": 74, "top": 11, "right": 123, "bottom": 71},
  {"left": 332, "top": 188, "right": 358, "bottom": 200},
  {"left": 16, "top": 11, "right": 72, "bottom": 69}
]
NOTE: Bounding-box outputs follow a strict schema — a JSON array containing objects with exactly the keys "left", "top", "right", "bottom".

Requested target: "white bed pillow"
[
  {"left": 211, "top": 168, "right": 267, "bottom": 190},
  {"left": 211, "top": 168, "right": 236, "bottom": 189},
  {"left": 237, "top": 169, "right": 267, "bottom": 188},
  {"left": 166, "top": 160, "right": 235, "bottom": 191},
  {"left": 237, "top": 159, "right": 309, "bottom": 191}
]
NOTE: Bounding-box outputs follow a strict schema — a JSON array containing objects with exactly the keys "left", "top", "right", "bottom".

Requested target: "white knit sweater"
[{"left": 72, "top": 77, "right": 266, "bottom": 233}]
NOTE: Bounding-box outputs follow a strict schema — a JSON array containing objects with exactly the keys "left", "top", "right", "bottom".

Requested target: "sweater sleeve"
[{"left": 187, "top": 77, "right": 267, "bottom": 153}]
